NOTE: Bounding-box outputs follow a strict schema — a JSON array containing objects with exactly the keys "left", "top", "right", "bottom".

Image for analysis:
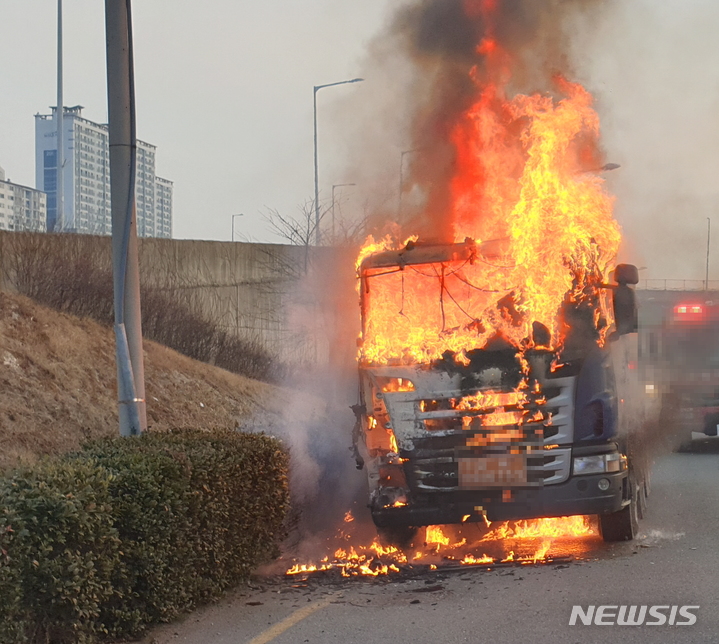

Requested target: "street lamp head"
[{"left": 315, "top": 77, "right": 365, "bottom": 92}]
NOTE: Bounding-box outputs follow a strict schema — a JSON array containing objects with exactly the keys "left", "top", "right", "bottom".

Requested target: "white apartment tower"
[
  {"left": 35, "top": 105, "right": 172, "bottom": 237},
  {"left": 0, "top": 165, "right": 47, "bottom": 232}
]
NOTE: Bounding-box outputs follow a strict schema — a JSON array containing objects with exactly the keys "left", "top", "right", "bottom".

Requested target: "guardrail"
[{"left": 638, "top": 279, "right": 719, "bottom": 291}]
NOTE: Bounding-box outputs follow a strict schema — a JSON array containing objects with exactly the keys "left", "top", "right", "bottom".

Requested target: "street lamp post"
[
  {"left": 331, "top": 183, "right": 355, "bottom": 241},
  {"left": 313, "top": 77, "right": 363, "bottom": 245},
  {"left": 231, "top": 213, "right": 244, "bottom": 241}
]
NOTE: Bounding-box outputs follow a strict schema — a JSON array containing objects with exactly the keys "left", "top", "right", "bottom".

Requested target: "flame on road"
[{"left": 285, "top": 513, "right": 597, "bottom": 577}]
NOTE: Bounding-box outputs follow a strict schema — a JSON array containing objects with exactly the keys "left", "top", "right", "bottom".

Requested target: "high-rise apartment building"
[
  {"left": 35, "top": 105, "right": 172, "bottom": 237},
  {"left": 155, "top": 176, "right": 173, "bottom": 238},
  {"left": 0, "top": 165, "right": 47, "bottom": 232}
]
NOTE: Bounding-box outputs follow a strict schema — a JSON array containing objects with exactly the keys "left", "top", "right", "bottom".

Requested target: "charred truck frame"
[{"left": 353, "top": 240, "right": 647, "bottom": 544}]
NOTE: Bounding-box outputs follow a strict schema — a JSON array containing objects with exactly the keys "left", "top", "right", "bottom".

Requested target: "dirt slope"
[{"left": 0, "top": 290, "right": 286, "bottom": 471}]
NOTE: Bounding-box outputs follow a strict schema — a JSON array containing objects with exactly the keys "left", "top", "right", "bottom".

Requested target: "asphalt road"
[{"left": 139, "top": 439, "right": 719, "bottom": 644}]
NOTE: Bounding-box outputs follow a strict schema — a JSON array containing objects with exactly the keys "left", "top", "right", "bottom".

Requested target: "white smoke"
[{"left": 571, "top": 0, "right": 719, "bottom": 281}]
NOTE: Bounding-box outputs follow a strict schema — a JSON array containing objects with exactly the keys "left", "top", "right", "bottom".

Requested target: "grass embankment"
[{"left": 0, "top": 291, "right": 287, "bottom": 471}]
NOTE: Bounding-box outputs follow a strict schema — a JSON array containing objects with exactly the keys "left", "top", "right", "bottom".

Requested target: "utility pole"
[
  {"left": 105, "top": 0, "right": 147, "bottom": 436},
  {"left": 55, "top": 0, "right": 64, "bottom": 232}
]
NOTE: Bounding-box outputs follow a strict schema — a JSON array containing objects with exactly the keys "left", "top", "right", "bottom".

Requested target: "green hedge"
[{"left": 0, "top": 430, "right": 289, "bottom": 644}]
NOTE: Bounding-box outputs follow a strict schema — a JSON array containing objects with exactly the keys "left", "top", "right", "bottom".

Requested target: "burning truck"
[
  {"left": 349, "top": 75, "right": 650, "bottom": 545},
  {"left": 353, "top": 240, "right": 646, "bottom": 545}
]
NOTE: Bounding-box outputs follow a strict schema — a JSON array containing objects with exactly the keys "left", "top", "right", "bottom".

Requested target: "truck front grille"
[
  {"left": 368, "top": 367, "right": 577, "bottom": 492},
  {"left": 409, "top": 447, "right": 571, "bottom": 491}
]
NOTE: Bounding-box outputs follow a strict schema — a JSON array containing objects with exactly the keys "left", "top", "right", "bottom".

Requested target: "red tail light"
[{"left": 673, "top": 303, "right": 706, "bottom": 322}]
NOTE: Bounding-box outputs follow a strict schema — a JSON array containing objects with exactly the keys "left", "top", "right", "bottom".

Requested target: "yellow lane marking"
[{"left": 245, "top": 594, "right": 335, "bottom": 644}]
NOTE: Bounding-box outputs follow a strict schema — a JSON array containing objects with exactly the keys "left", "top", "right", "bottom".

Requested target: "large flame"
[{"left": 358, "top": 34, "right": 620, "bottom": 365}]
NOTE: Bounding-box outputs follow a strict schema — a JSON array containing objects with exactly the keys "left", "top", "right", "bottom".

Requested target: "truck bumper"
[{"left": 371, "top": 471, "right": 628, "bottom": 528}]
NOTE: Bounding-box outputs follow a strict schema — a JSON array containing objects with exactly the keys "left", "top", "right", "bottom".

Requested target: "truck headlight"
[{"left": 573, "top": 453, "right": 625, "bottom": 475}]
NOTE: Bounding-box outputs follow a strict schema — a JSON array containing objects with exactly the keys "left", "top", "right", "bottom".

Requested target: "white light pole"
[
  {"left": 331, "top": 183, "right": 355, "bottom": 241},
  {"left": 313, "top": 77, "right": 363, "bottom": 245},
  {"left": 231, "top": 213, "right": 244, "bottom": 241}
]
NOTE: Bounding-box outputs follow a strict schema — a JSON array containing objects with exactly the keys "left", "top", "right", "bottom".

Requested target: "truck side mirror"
[
  {"left": 612, "top": 264, "right": 639, "bottom": 336},
  {"left": 614, "top": 263, "right": 639, "bottom": 286}
]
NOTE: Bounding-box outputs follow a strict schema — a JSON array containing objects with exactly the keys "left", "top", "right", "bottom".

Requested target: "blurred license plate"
[{"left": 458, "top": 454, "right": 527, "bottom": 488}]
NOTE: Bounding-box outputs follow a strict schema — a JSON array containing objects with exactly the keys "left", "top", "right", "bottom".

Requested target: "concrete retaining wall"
[{"left": 0, "top": 231, "right": 325, "bottom": 364}]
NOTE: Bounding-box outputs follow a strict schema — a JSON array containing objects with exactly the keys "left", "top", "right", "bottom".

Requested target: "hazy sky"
[
  {"left": 2, "top": 1, "right": 719, "bottom": 280},
  {"left": 573, "top": 0, "right": 719, "bottom": 283}
]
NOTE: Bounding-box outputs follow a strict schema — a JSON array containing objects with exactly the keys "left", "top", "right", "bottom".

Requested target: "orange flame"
[
  {"left": 532, "top": 541, "right": 552, "bottom": 563},
  {"left": 285, "top": 516, "right": 596, "bottom": 576},
  {"left": 425, "top": 525, "right": 451, "bottom": 546},
  {"left": 358, "top": 77, "right": 620, "bottom": 365},
  {"left": 388, "top": 431, "right": 399, "bottom": 454},
  {"left": 481, "top": 516, "right": 595, "bottom": 541},
  {"left": 462, "top": 553, "right": 494, "bottom": 565}
]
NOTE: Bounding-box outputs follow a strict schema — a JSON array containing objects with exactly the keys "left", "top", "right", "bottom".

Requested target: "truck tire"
[
  {"left": 599, "top": 478, "right": 639, "bottom": 542},
  {"left": 377, "top": 526, "right": 418, "bottom": 550}
]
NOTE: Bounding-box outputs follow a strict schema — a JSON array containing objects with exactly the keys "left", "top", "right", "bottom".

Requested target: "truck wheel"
[
  {"left": 599, "top": 479, "right": 639, "bottom": 542},
  {"left": 377, "top": 526, "right": 418, "bottom": 550}
]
